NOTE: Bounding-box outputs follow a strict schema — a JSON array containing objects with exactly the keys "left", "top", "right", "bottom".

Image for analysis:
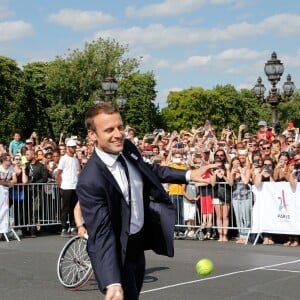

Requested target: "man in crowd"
[
  {"left": 24, "top": 149, "right": 48, "bottom": 237},
  {"left": 56, "top": 139, "right": 81, "bottom": 237}
]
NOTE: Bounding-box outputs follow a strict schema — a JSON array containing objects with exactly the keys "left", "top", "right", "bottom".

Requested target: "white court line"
[
  {"left": 141, "top": 259, "right": 300, "bottom": 294},
  {"left": 266, "top": 268, "right": 300, "bottom": 274}
]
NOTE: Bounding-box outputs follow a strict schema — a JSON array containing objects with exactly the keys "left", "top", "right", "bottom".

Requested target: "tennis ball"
[{"left": 195, "top": 258, "right": 214, "bottom": 276}]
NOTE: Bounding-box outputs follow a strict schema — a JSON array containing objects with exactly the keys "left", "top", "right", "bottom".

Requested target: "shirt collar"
[{"left": 94, "top": 146, "right": 120, "bottom": 167}]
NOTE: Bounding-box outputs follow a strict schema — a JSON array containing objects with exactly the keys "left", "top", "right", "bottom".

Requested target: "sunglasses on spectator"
[
  {"left": 287, "top": 140, "right": 293, "bottom": 143},
  {"left": 215, "top": 154, "right": 224, "bottom": 157},
  {"left": 280, "top": 151, "right": 289, "bottom": 156},
  {"left": 263, "top": 163, "right": 272, "bottom": 166},
  {"left": 14, "top": 158, "right": 21, "bottom": 161},
  {"left": 262, "top": 146, "right": 270, "bottom": 150}
]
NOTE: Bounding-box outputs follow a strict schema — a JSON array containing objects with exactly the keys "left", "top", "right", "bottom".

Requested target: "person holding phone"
[{"left": 254, "top": 156, "right": 275, "bottom": 245}]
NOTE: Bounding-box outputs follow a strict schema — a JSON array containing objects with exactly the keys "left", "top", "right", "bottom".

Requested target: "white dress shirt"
[{"left": 95, "top": 147, "right": 144, "bottom": 234}]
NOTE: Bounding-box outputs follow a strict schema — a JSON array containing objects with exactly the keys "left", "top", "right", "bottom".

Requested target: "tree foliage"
[
  {"left": 44, "top": 38, "right": 140, "bottom": 140},
  {"left": 0, "top": 56, "right": 24, "bottom": 143},
  {"left": 161, "top": 85, "right": 263, "bottom": 137},
  {"left": 120, "top": 71, "right": 161, "bottom": 135},
  {"left": 0, "top": 38, "right": 299, "bottom": 144}
]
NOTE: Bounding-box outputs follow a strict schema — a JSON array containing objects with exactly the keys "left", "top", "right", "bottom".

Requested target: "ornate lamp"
[{"left": 253, "top": 52, "right": 295, "bottom": 125}]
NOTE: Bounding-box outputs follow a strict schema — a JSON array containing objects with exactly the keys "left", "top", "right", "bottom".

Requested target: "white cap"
[
  {"left": 258, "top": 120, "right": 267, "bottom": 126},
  {"left": 66, "top": 139, "right": 77, "bottom": 147}
]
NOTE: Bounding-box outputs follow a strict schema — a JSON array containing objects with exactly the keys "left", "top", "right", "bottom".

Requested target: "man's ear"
[{"left": 87, "top": 130, "right": 97, "bottom": 142}]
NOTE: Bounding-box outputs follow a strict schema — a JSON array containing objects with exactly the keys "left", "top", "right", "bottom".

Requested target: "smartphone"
[
  {"left": 175, "top": 142, "right": 184, "bottom": 148},
  {"left": 264, "top": 165, "right": 272, "bottom": 174}
]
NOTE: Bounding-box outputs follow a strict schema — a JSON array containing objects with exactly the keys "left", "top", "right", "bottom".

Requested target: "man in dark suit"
[{"left": 76, "top": 102, "right": 217, "bottom": 300}]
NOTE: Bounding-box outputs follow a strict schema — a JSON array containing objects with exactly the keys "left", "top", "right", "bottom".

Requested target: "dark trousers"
[
  {"left": 122, "top": 231, "right": 145, "bottom": 300},
  {"left": 60, "top": 189, "right": 77, "bottom": 229}
]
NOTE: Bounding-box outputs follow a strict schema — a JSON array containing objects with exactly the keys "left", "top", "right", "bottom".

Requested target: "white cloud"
[
  {"left": 48, "top": 9, "right": 115, "bottom": 31},
  {"left": 210, "top": 0, "right": 247, "bottom": 7},
  {"left": 0, "top": 0, "right": 14, "bottom": 20},
  {"left": 92, "top": 14, "right": 300, "bottom": 50},
  {"left": 261, "top": 14, "right": 300, "bottom": 37},
  {"left": 125, "top": 0, "right": 206, "bottom": 18},
  {"left": 216, "top": 48, "right": 263, "bottom": 60},
  {"left": 156, "top": 87, "right": 183, "bottom": 108},
  {"left": 0, "top": 20, "right": 34, "bottom": 42},
  {"left": 174, "top": 55, "right": 212, "bottom": 70}
]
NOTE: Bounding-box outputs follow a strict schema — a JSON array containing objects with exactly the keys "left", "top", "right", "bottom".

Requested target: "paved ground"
[{"left": 1, "top": 232, "right": 300, "bottom": 300}]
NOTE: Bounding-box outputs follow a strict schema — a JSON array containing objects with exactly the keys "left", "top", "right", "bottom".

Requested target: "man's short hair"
[{"left": 85, "top": 102, "right": 120, "bottom": 131}]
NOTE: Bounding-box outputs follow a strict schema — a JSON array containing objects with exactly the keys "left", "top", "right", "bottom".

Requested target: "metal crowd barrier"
[
  {"left": 171, "top": 182, "right": 254, "bottom": 240},
  {"left": 9, "top": 182, "right": 62, "bottom": 230},
  {"left": 7, "top": 182, "right": 253, "bottom": 242}
]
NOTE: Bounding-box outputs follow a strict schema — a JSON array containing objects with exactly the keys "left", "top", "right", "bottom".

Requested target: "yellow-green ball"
[{"left": 195, "top": 258, "right": 214, "bottom": 276}]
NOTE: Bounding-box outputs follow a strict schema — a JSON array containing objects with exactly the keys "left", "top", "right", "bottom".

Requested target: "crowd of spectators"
[
  {"left": 124, "top": 120, "right": 300, "bottom": 245},
  {"left": 1, "top": 119, "right": 300, "bottom": 244}
]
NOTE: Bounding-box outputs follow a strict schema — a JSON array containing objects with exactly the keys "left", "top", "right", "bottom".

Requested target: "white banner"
[
  {"left": 252, "top": 182, "right": 300, "bottom": 235},
  {"left": 0, "top": 185, "right": 9, "bottom": 233}
]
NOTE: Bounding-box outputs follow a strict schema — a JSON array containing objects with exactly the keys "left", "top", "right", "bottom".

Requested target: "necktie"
[{"left": 117, "top": 154, "right": 131, "bottom": 202}]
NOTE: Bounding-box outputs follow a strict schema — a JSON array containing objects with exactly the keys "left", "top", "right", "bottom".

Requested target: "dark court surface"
[{"left": 1, "top": 233, "right": 300, "bottom": 300}]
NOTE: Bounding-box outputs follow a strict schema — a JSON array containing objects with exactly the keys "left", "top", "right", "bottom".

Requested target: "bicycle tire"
[{"left": 57, "top": 235, "right": 93, "bottom": 290}]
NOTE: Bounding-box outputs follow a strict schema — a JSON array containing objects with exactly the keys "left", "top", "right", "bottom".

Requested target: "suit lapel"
[{"left": 91, "top": 152, "right": 125, "bottom": 201}]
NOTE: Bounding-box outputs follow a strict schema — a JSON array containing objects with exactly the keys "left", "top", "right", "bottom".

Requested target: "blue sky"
[{"left": 1, "top": 0, "right": 299, "bottom": 108}]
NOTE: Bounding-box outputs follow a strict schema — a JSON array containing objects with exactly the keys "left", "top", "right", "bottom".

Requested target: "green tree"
[
  {"left": 45, "top": 37, "right": 140, "bottom": 140},
  {"left": 278, "top": 90, "right": 300, "bottom": 129},
  {"left": 119, "top": 71, "right": 160, "bottom": 136},
  {"left": 22, "top": 62, "right": 54, "bottom": 139},
  {"left": 0, "top": 56, "right": 25, "bottom": 143},
  {"left": 161, "top": 85, "right": 262, "bottom": 137}
]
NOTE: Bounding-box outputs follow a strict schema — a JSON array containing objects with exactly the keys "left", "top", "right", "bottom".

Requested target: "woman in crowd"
[
  {"left": 273, "top": 152, "right": 290, "bottom": 182},
  {"left": 12, "top": 154, "right": 28, "bottom": 184},
  {"left": 281, "top": 153, "right": 300, "bottom": 247},
  {"left": 250, "top": 151, "right": 263, "bottom": 183},
  {"left": 212, "top": 150, "right": 231, "bottom": 242},
  {"left": 228, "top": 157, "right": 252, "bottom": 244},
  {"left": 254, "top": 156, "right": 275, "bottom": 245},
  {"left": 10, "top": 154, "right": 28, "bottom": 228}
]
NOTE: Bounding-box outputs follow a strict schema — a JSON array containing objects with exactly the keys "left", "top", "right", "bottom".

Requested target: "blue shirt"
[{"left": 9, "top": 140, "right": 25, "bottom": 155}]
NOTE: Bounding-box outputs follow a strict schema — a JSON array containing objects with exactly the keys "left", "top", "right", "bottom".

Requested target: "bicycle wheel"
[{"left": 57, "top": 235, "right": 93, "bottom": 290}]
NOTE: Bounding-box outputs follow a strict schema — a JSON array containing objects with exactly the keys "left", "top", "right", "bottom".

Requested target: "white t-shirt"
[
  {"left": 57, "top": 154, "right": 80, "bottom": 189},
  {"left": 0, "top": 165, "right": 16, "bottom": 181}
]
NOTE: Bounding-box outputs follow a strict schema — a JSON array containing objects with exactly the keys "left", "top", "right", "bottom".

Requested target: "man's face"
[
  {"left": 258, "top": 125, "right": 266, "bottom": 132},
  {"left": 67, "top": 146, "right": 77, "bottom": 155},
  {"left": 25, "top": 150, "right": 34, "bottom": 162},
  {"left": 88, "top": 112, "right": 124, "bottom": 154}
]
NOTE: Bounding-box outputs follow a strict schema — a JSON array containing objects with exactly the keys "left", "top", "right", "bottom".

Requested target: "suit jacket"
[{"left": 76, "top": 139, "right": 188, "bottom": 292}]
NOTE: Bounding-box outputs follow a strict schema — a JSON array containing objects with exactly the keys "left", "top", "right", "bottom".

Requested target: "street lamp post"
[
  {"left": 253, "top": 52, "right": 296, "bottom": 126},
  {"left": 101, "top": 74, "right": 127, "bottom": 113},
  {"left": 101, "top": 74, "right": 118, "bottom": 99}
]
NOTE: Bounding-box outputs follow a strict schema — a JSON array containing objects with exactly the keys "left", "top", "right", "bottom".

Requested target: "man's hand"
[
  {"left": 77, "top": 225, "right": 87, "bottom": 239},
  {"left": 190, "top": 164, "right": 218, "bottom": 182},
  {"left": 105, "top": 285, "right": 123, "bottom": 300}
]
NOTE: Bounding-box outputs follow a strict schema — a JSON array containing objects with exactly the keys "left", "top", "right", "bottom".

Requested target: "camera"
[
  {"left": 153, "top": 158, "right": 161, "bottom": 165},
  {"left": 264, "top": 164, "right": 272, "bottom": 174},
  {"left": 146, "top": 134, "right": 155, "bottom": 143},
  {"left": 175, "top": 142, "right": 184, "bottom": 148},
  {"left": 253, "top": 159, "right": 262, "bottom": 167}
]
